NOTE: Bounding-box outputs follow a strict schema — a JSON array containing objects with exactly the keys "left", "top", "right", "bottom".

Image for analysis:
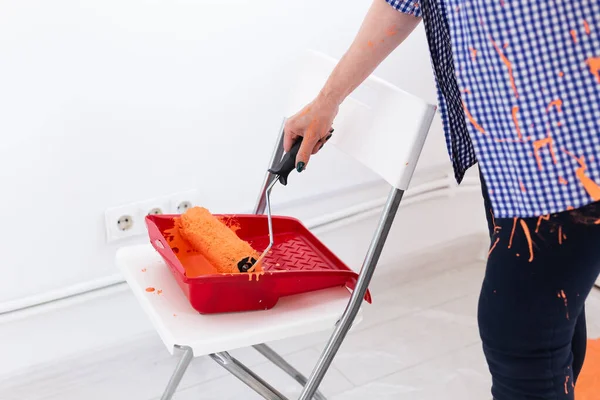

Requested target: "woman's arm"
[{"left": 285, "top": 0, "right": 421, "bottom": 170}]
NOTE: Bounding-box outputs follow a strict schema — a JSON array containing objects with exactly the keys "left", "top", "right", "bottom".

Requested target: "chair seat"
[{"left": 116, "top": 244, "right": 362, "bottom": 357}]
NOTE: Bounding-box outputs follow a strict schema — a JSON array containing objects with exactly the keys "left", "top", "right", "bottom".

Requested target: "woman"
[{"left": 284, "top": 0, "right": 600, "bottom": 399}]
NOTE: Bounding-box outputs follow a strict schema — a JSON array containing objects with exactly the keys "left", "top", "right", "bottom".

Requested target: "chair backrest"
[{"left": 285, "top": 50, "right": 437, "bottom": 191}]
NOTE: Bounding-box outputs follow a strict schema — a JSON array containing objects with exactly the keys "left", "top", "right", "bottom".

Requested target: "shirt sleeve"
[{"left": 385, "top": 0, "right": 422, "bottom": 18}]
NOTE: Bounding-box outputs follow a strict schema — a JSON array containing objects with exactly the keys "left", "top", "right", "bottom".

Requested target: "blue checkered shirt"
[{"left": 386, "top": 0, "right": 600, "bottom": 218}]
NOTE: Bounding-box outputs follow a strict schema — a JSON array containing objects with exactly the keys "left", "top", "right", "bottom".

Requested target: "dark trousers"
[{"left": 478, "top": 173, "right": 600, "bottom": 399}]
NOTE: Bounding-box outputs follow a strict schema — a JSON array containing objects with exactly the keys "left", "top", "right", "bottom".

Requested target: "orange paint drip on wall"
[
  {"left": 585, "top": 57, "right": 600, "bottom": 84},
  {"left": 520, "top": 219, "right": 534, "bottom": 262},
  {"left": 512, "top": 106, "right": 524, "bottom": 140},
  {"left": 462, "top": 101, "right": 486, "bottom": 134},
  {"left": 491, "top": 37, "right": 519, "bottom": 98},
  {"left": 547, "top": 99, "right": 563, "bottom": 113},
  {"left": 533, "top": 136, "right": 558, "bottom": 171},
  {"left": 584, "top": 20, "right": 591, "bottom": 35}
]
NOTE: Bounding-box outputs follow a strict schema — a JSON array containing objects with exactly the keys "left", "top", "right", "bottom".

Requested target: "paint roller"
[{"left": 172, "top": 136, "right": 308, "bottom": 274}]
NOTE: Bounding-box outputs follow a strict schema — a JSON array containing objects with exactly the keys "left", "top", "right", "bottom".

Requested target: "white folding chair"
[{"left": 116, "top": 50, "right": 436, "bottom": 400}]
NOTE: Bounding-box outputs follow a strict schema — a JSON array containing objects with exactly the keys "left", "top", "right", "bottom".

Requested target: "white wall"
[{"left": 0, "top": 0, "right": 448, "bottom": 306}]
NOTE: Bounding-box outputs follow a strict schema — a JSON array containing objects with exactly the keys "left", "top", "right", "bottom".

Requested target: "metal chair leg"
[
  {"left": 298, "top": 188, "right": 404, "bottom": 400},
  {"left": 253, "top": 344, "right": 327, "bottom": 400},
  {"left": 161, "top": 345, "right": 194, "bottom": 400},
  {"left": 210, "top": 352, "right": 289, "bottom": 400}
]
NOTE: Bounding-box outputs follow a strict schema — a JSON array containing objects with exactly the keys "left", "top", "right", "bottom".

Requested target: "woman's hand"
[{"left": 283, "top": 94, "right": 339, "bottom": 172}]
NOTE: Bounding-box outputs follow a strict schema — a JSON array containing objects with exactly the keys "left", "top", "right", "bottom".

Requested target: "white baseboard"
[{"left": 0, "top": 174, "right": 489, "bottom": 379}]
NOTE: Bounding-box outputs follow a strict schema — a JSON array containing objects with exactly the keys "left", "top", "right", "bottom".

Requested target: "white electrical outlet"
[
  {"left": 168, "top": 189, "right": 201, "bottom": 214},
  {"left": 137, "top": 197, "right": 170, "bottom": 217},
  {"left": 105, "top": 203, "right": 145, "bottom": 242}
]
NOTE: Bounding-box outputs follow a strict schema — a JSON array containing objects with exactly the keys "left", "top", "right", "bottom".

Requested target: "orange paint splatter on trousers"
[
  {"left": 565, "top": 375, "right": 570, "bottom": 394},
  {"left": 585, "top": 57, "right": 600, "bottom": 84},
  {"left": 564, "top": 150, "right": 600, "bottom": 201},
  {"left": 559, "top": 225, "right": 564, "bottom": 245},
  {"left": 490, "top": 209, "right": 501, "bottom": 234},
  {"left": 559, "top": 176, "right": 569, "bottom": 185},
  {"left": 535, "top": 214, "right": 550, "bottom": 233},
  {"left": 488, "top": 237, "right": 500, "bottom": 257},
  {"left": 547, "top": 99, "right": 563, "bottom": 113},
  {"left": 146, "top": 287, "right": 156, "bottom": 293},
  {"left": 559, "top": 289, "right": 569, "bottom": 319},
  {"left": 571, "top": 30, "right": 578, "bottom": 43},
  {"left": 512, "top": 106, "right": 524, "bottom": 140},
  {"left": 520, "top": 219, "right": 534, "bottom": 262},
  {"left": 491, "top": 37, "right": 519, "bottom": 98},
  {"left": 508, "top": 217, "right": 518, "bottom": 248},
  {"left": 469, "top": 47, "right": 478, "bottom": 61},
  {"left": 584, "top": 20, "right": 591, "bottom": 35},
  {"left": 533, "top": 136, "right": 558, "bottom": 171},
  {"left": 462, "top": 101, "right": 486, "bottom": 134}
]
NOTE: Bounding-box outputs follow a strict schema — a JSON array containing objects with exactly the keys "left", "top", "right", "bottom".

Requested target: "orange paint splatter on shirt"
[
  {"left": 533, "top": 136, "right": 558, "bottom": 171},
  {"left": 535, "top": 214, "right": 550, "bottom": 233},
  {"left": 571, "top": 29, "right": 577, "bottom": 43},
  {"left": 512, "top": 106, "right": 523, "bottom": 140},
  {"left": 584, "top": 20, "right": 591, "bottom": 35},
  {"left": 508, "top": 217, "right": 518, "bottom": 248},
  {"left": 559, "top": 176, "right": 568, "bottom": 185},
  {"left": 491, "top": 36, "right": 519, "bottom": 98},
  {"left": 564, "top": 149, "right": 600, "bottom": 201},
  {"left": 488, "top": 237, "right": 500, "bottom": 257},
  {"left": 547, "top": 99, "right": 563, "bottom": 113},
  {"left": 469, "top": 47, "right": 478, "bottom": 61},
  {"left": 462, "top": 101, "right": 486, "bottom": 134},
  {"left": 520, "top": 181, "right": 527, "bottom": 193},
  {"left": 462, "top": 88, "right": 471, "bottom": 94},
  {"left": 503, "top": 42, "right": 509, "bottom": 49},
  {"left": 146, "top": 287, "right": 155, "bottom": 292},
  {"left": 585, "top": 57, "right": 600, "bottom": 84},
  {"left": 559, "top": 71, "right": 564, "bottom": 77},
  {"left": 567, "top": 206, "right": 574, "bottom": 210},
  {"left": 520, "top": 219, "right": 534, "bottom": 262}
]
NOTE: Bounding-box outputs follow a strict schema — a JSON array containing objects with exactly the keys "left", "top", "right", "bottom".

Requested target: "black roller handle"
[
  {"left": 268, "top": 137, "right": 303, "bottom": 186},
  {"left": 268, "top": 128, "right": 334, "bottom": 186}
]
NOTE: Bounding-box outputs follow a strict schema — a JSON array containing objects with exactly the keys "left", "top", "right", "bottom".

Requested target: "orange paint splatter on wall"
[
  {"left": 533, "top": 136, "right": 558, "bottom": 171},
  {"left": 141, "top": 268, "right": 147, "bottom": 272},
  {"left": 547, "top": 99, "right": 563, "bottom": 113},
  {"left": 584, "top": 20, "right": 591, "bottom": 35},
  {"left": 585, "top": 57, "right": 600, "bottom": 84},
  {"left": 469, "top": 47, "right": 478, "bottom": 61},
  {"left": 571, "top": 29, "right": 578, "bottom": 43},
  {"left": 157, "top": 289, "right": 163, "bottom": 295},
  {"left": 463, "top": 101, "right": 486, "bottom": 134},
  {"left": 491, "top": 36, "right": 519, "bottom": 98},
  {"left": 520, "top": 219, "right": 534, "bottom": 262},
  {"left": 508, "top": 217, "right": 518, "bottom": 248},
  {"left": 512, "top": 106, "right": 524, "bottom": 140},
  {"left": 146, "top": 287, "right": 156, "bottom": 293}
]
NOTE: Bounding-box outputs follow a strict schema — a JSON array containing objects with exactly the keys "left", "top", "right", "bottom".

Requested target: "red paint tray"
[{"left": 146, "top": 213, "right": 371, "bottom": 314}]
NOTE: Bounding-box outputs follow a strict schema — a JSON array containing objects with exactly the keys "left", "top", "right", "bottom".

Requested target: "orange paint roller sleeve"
[{"left": 174, "top": 207, "right": 261, "bottom": 274}]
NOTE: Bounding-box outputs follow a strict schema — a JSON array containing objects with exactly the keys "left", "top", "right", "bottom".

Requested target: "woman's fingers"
[{"left": 312, "top": 128, "right": 334, "bottom": 154}]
